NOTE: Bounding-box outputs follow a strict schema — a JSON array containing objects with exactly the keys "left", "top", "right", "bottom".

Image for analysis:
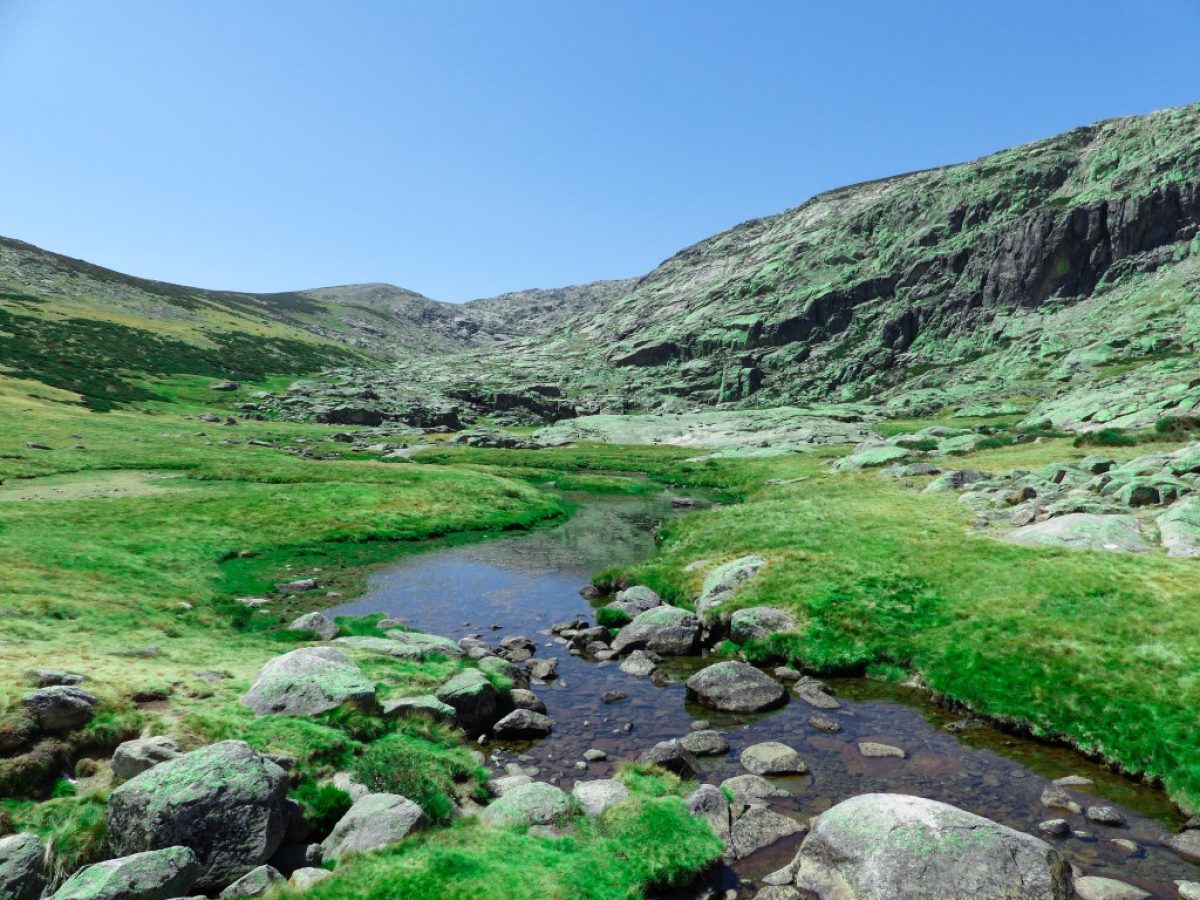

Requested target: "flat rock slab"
[
  {"left": 241, "top": 647, "right": 375, "bottom": 716},
  {"left": 686, "top": 661, "right": 786, "bottom": 714},
  {"left": 1005, "top": 513, "right": 1151, "bottom": 553},
  {"left": 794, "top": 793, "right": 1072, "bottom": 899}
]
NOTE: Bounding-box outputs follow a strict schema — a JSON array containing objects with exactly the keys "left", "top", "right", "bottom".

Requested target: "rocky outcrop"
[
  {"left": 791, "top": 793, "right": 1072, "bottom": 899},
  {"left": 1005, "top": 513, "right": 1152, "bottom": 553},
  {"left": 106, "top": 741, "right": 290, "bottom": 890}
]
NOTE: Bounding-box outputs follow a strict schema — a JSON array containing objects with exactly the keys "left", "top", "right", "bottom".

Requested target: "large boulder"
[
  {"left": 694, "top": 556, "right": 767, "bottom": 624},
  {"left": 1159, "top": 497, "right": 1200, "bottom": 558},
  {"left": 241, "top": 647, "right": 376, "bottom": 716},
  {"left": 320, "top": 793, "right": 427, "bottom": 861},
  {"left": 729, "top": 607, "right": 798, "bottom": 644},
  {"left": 107, "top": 741, "right": 290, "bottom": 890},
  {"left": 606, "top": 586, "right": 663, "bottom": 620},
  {"left": 610, "top": 606, "right": 701, "bottom": 655},
  {"left": 638, "top": 739, "right": 701, "bottom": 778},
  {"left": 434, "top": 668, "right": 503, "bottom": 732},
  {"left": 686, "top": 661, "right": 786, "bottom": 714},
  {"left": 793, "top": 793, "right": 1072, "bottom": 899},
  {"left": 1005, "top": 513, "right": 1151, "bottom": 554},
  {"left": 479, "top": 782, "right": 570, "bottom": 827},
  {"left": 51, "top": 846, "right": 200, "bottom": 900},
  {"left": 111, "top": 736, "right": 182, "bottom": 781},
  {"left": 380, "top": 694, "right": 456, "bottom": 723},
  {"left": 0, "top": 833, "right": 47, "bottom": 900},
  {"left": 21, "top": 685, "right": 98, "bottom": 731}
]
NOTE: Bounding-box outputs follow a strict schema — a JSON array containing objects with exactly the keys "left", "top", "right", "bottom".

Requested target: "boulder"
[
  {"left": 287, "top": 612, "right": 338, "bottom": 641},
  {"left": 479, "top": 782, "right": 570, "bottom": 827},
  {"left": 1085, "top": 805, "right": 1125, "bottom": 826},
  {"left": 680, "top": 729, "right": 730, "bottom": 756},
  {"left": 619, "top": 650, "right": 659, "bottom": 677},
  {"left": 571, "top": 779, "right": 629, "bottom": 817},
  {"left": 51, "top": 846, "right": 200, "bottom": 900},
  {"left": 380, "top": 694, "right": 456, "bottom": 723},
  {"left": 241, "top": 647, "right": 376, "bottom": 717},
  {"left": 527, "top": 657, "right": 559, "bottom": 681},
  {"left": 858, "top": 741, "right": 905, "bottom": 759},
  {"left": 793, "top": 793, "right": 1072, "bottom": 899},
  {"left": 28, "top": 669, "right": 85, "bottom": 687},
  {"left": 833, "top": 444, "right": 911, "bottom": 472},
  {"left": 740, "top": 742, "right": 807, "bottom": 775},
  {"left": 435, "top": 668, "right": 503, "bottom": 732},
  {"left": 1072, "top": 876, "right": 1149, "bottom": 900},
  {"left": 336, "top": 631, "right": 464, "bottom": 660},
  {"left": 0, "top": 833, "right": 46, "bottom": 900},
  {"left": 729, "top": 806, "right": 805, "bottom": 859},
  {"left": 1163, "top": 829, "right": 1200, "bottom": 862},
  {"left": 218, "top": 864, "right": 284, "bottom": 898},
  {"left": 112, "top": 736, "right": 182, "bottom": 781},
  {"left": 320, "top": 793, "right": 427, "bottom": 861},
  {"left": 509, "top": 689, "right": 547, "bottom": 713},
  {"left": 638, "top": 739, "right": 702, "bottom": 778},
  {"left": 492, "top": 709, "right": 553, "bottom": 739},
  {"left": 1158, "top": 497, "right": 1200, "bottom": 558},
  {"left": 614, "top": 585, "right": 662, "bottom": 611},
  {"left": 686, "top": 661, "right": 786, "bottom": 714},
  {"left": 107, "top": 741, "right": 290, "bottom": 890},
  {"left": 721, "top": 774, "right": 789, "bottom": 808},
  {"left": 489, "top": 774, "right": 532, "bottom": 796},
  {"left": 289, "top": 868, "right": 334, "bottom": 890},
  {"left": 1005, "top": 513, "right": 1151, "bottom": 553},
  {"left": 611, "top": 606, "right": 701, "bottom": 655},
  {"left": 695, "top": 556, "right": 766, "bottom": 624},
  {"left": 729, "top": 607, "right": 798, "bottom": 644},
  {"left": 21, "top": 685, "right": 98, "bottom": 731},
  {"left": 685, "top": 784, "right": 732, "bottom": 842}
]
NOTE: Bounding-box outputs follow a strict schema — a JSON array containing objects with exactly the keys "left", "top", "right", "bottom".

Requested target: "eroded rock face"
[
  {"left": 107, "top": 741, "right": 290, "bottom": 890},
  {"left": 793, "top": 793, "right": 1072, "bottom": 899},
  {"left": 611, "top": 606, "right": 701, "bottom": 655},
  {"left": 241, "top": 647, "right": 376, "bottom": 716},
  {"left": 51, "top": 846, "right": 200, "bottom": 900},
  {"left": 320, "top": 793, "right": 427, "bottom": 861},
  {"left": 0, "top": 833, "right": 47, "bottom": 900},
  {"left": 686, "top": 661, "right": 786, "bottom": 714}
]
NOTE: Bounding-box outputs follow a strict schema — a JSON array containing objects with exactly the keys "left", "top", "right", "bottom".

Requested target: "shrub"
[
  {"left": 595, "top": 606, "right": 631, "bottom": 628},
  {"left": 292, "top": 780, "right": 353, "bottom": 834},
  {"left": 1073, "top": 428, "right": 1137, "bottom": 448},
  {"left": 1156, "top": 415, "right": 1200, "bottom": 435}
]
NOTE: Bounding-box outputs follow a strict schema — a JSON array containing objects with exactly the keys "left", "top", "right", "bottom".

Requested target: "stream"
[{"left": 328, "top": 489, "right": 1197, "bottom": 898}]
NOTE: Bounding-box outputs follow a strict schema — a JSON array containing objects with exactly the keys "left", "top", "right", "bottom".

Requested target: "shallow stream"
[{"left": 328, "top": 490, "right": 1197, "bottom": 898}]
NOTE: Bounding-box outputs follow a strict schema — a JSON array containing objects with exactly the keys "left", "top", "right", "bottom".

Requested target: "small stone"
[
  {"left": 857, "top": 741, "right": 905, "bottom": 759},
  {"left": 1085, "top": 805, "right": 1126, "bottom": 826},
  {"left": 583, "top": 748, "right": 607, "bottom": 762},
  {"left": 1038, "top": 818, "right": 1070, "bottom": 837},
  {"left": 808, "top": 713, "right": 841, "bottom": 732}
]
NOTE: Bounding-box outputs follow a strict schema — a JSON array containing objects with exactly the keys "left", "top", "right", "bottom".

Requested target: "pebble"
[
  {"left": 583, "top": 749, "right": 607, "bottom": 762},
  {"left": 1086, "top": 805, "right": 1126, "bottom": 826},
  {"left": 1038, "top": 818, "right": 1070, "bottom": 837}
]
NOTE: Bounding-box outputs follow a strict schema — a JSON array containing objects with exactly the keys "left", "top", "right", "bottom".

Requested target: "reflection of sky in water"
[{"left": 328, "top": 491, "right": 1193, "bottom": 898}]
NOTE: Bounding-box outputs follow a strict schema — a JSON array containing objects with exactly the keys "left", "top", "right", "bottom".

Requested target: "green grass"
[{"left": 304, "top": 776, "right": 721, "bottom": 900}]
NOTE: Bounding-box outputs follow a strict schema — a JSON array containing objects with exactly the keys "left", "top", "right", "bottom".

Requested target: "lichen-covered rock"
[
  {"left": 21, "top": 685, "right": 98, "bottom": 731},
  {"left": 1159, "top": 496, "right": 1200, "bottom": 558},
  {"left": 680, "top": 729, "right": 730, "bottom": 756},
  {"left": 479, "top": 781, "right": 570, "bottom": 827},
  {"left": 112, "top": 736, "right": 182, "bottom": 781},
  {"left": 686, "top": 661, "right": 786, "bottom": 713},
  {"left": 571, "top": 779, "right": 629, "bottom": 817},
  {"left": 611, "top": 605, "right": 701, "bottom": 655},
  {"left": 729, "top": 806, "right": 806, "bottom": 859},
  {"left": 833, "top": 444, "right": 911, "bottom": 472},
  {"left": 434, "top": 668, "right": 503, "bottom": 732},
  {"left": 241, "top": 647, "right": 376, "bottom": 716},
  {"left": 335, "top": 630, "right": 464, "bottom": 660},
  {"left": 492, "top": 709, "right": 553, "bottom": 739},
  {"left": 721, "top": 774, "right": 789, "bottom": 808},
  {"left": 1005, "top": 513, "right": 1151, "bottom": 553},
  {"left": 638, "top": 739, "right": 701, "bottom": 778},
  {"left": 107, "top": 741, "right": 289, "bottom": 890},
  {"left": 0, "top": 833, "right": 47, "bottom": 900},
  {"left": 218, "top": 864, "right": 284, "bottom": 899},
  {"left": 380, "top": 694, "right": 456, "bottom": 723},
  {"left": 1072, "top": 876, "right": 1149, "bottom": 900},
  {"left": 51, "top": 846, "right": 200, "bottom": 900},
  {"left": 695, "top": 556, "right": 766, "bottom": 623},
  {"left": 287, "top": 612, "right": 338, "bottom": 641},
  {"left": 685, "top": 784, "right": 732, "bottom": 842},
  {"left": 729, "top": 607, "right": 797, "bottom": 644},
  {"left": 613, "top": 585, "right": 662, "bottom": 612},
  {"left": 740, "top": 741, "right": 807, "bottom": 775},
  {"left": 289, "top": 867, "right": 333, "bottom": 890},
  {"left": 320, "top": 793, "right": 427, "bottom": 861},
  {"left": 794, "top": 793, "right": 1072, "bottom": 899}
]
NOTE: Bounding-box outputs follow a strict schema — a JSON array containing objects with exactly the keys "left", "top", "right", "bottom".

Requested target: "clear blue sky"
[{"left": 1, "top": 1, "right": 1197, "bottom": 301}]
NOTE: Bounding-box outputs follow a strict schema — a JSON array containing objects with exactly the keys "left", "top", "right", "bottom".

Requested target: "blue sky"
[{"left": 1, "top": 1, "right": 1197, "bottom": 301}]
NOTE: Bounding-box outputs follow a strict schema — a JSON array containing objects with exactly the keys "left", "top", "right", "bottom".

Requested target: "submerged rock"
[
  {"left": 793, "top": 793, "right": 1072, "bottom": 899},
  {"left": 686, "top": 661, "right": 786, "bottom": 713},
  {"left": 241, "top": 647, "right": 376, "bottom": 716}
]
